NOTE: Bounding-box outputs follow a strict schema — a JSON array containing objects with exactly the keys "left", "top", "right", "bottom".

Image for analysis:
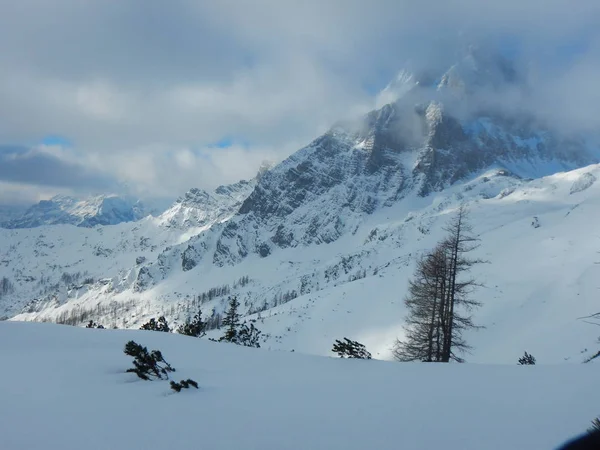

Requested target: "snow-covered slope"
[
  {"left": 3, "top": 51, "right": 600, "bottom": 366},
  {"left": 0, "top": 217, "right": 189, "bottom": 319},
  {"left": 0, "top": 204, "right": 27, "bottom": 223},
  {"left": 0, "top": 194, "right": 168, "bottom": 229},
  {"left": 7, "top": 164, "right": 600, "bottom": 365},
  {"left": 0, "top": 175, "right": 260, "bottom": 319},
  {"left": 1, "top": 321, "right": 597, "bottom": 450}
]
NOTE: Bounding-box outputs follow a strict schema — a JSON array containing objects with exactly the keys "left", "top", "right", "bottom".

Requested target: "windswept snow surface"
[{"left": 0, "top": 321, "right": 598, "bottom": 450}]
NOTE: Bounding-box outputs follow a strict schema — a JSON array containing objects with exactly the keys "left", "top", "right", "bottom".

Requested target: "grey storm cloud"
[
  {"left": 0, "top": 0, "right": 599, "bottom": 199},
  {"left": 0, "top": 146, "right": 116, "bottom": 190}
]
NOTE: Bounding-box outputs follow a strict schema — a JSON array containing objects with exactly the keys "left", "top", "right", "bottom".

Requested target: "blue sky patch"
[
  {"left": 40, "top": 135, "right": 72, "bottom": 147},
  {"left": 207, "top": 136, "right": 251, "bottom": 149}
]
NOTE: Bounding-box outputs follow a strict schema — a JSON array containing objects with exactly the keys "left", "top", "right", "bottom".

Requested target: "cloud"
[
  {"left": 89, "top": 142, "right": 289, "bottom": 199},
  {"left": 0, "top": 0, "right": 599, "bottom": 200},
  {"left": 0, "top": 145, "right": 116, "bottom": 191},
  {"left": 0, "top": 182, "right": 69, "bottom": 206}
]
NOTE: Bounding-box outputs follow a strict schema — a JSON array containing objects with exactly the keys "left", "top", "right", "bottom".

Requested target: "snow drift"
[{"left": 0, "top": 321, "right": 598, "bottom": 450}]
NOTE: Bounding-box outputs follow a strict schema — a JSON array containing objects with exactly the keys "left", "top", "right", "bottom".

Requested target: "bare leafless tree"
[
  {"left": 394, "top": 205, "right": 485, "bottom": 363},
  {"left": 393, "top": 246, "right": 448, "bottom": 362}
]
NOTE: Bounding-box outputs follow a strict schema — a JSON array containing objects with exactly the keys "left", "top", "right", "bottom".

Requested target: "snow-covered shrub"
[
  {"left": 170, "top": 379, "right": 199, "bottom": 392},
  {"left": 177, "top": 309, "right": 206, "bottom": 338},
  {"left": 234, "top": 322, "right": 262, "bottom": 348},
  {"left": 124, "top": 340, "right": 175, "bottom": 380},
  {"left": 517, "top": 351, "right": 536, "bottom": 365},
  {"left": 332, "top": 338, "right": 372, "bottom": 359},
  {"left": 140, "top": 316, "right": 170, "bottom": 332}
]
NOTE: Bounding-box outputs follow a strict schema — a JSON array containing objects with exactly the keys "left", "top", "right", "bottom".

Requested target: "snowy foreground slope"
[{"left": 1, "top": 321, "right": 598, "bottom": 450}]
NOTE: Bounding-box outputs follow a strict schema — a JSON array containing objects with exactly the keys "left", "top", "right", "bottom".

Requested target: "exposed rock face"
[
  {"left": 210, "top": 104, "right": 594, "bottom": 267},
  {"left": 131, "top": 48, "right": 599, "bottom": 282}
]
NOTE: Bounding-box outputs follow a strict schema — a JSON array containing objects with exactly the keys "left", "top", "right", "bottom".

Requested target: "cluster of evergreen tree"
[
  {"left": 247, "top": 290, "right": 299, "bottom": 316},
  {"left": 393, "top": 205, "right": 485, "bottom": 363},
  {"left": 235, "top": 322, "right": 262, "bottom": 348},
  {"left": 154, "top": 295, "right": 261, "bottom": 346},
  {"left": 0, "top": 277, "right": 14, "bottom": 297},
  {"left": 59, "top": 271, "right": 92, "bottom": 287},
  {"left": 272, "top": 290, "right": 299, "bottom": 307},
  {"left": 232, "top": 275, "right": 251, "bottom": 289},
  {"left": 204, "top": 308, "right": 223, "bottom": 331},
  {"left": 52, "top": 299, "right": 137, "bottom": 327},
  {"left": 332, "top": 338, "right": 371, "bottom": 359},
  {"left": 348, "top": 269, "right": 367, "bottom": 282},
  {"left": 85, "top": 320, "right": 105, "bottom": 329},
  {"left": 60, "top": 272, "right": 77, "bottom": 285},
  {"left": 177, "top": 309, "right": 206, "bottom": 337},
  {"left": 217, "top": 296, "right": 262, "bottom": 347},
  {"left": 198, "top": 284, "right": 231, "bottom": 304},
  {"left": 140, "top": 316, "right": 170, "bottom": 332},
  {"left": 247, "top": 301, "right": 268, "bottom": 316}
]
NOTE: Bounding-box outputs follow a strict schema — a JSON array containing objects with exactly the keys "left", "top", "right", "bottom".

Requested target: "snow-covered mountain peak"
[
  {"left": 375, "top": 69, "right": 418, "bottom": 108},
  {"left": 375, "top": 46, "right": 519, "bottom": 109},
  {"left": 157, "top": 178, "right": 256, "bottom": 230},
  {"left": 47, "top": 194, "right": 77, "bottom": 208},
  {"left": 176, "top": 188, "right": 212, "bottom": 207},
  {"left": 436, "top": 45, "right": 518, "bottom": 95}
]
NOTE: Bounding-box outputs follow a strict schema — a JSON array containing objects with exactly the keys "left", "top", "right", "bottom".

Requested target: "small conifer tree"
[{"left": 220, "top": 296, "right": 241, "bottom": 342}]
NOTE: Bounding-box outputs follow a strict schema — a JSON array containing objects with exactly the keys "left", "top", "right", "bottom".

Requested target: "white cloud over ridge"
[{"left": 0, "top": 0, "right": 599, "bottom": 202}]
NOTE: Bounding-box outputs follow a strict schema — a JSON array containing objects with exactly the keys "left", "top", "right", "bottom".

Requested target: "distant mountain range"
[{"left": 0, "top": 194, "right": 170, "bottom": 229}]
